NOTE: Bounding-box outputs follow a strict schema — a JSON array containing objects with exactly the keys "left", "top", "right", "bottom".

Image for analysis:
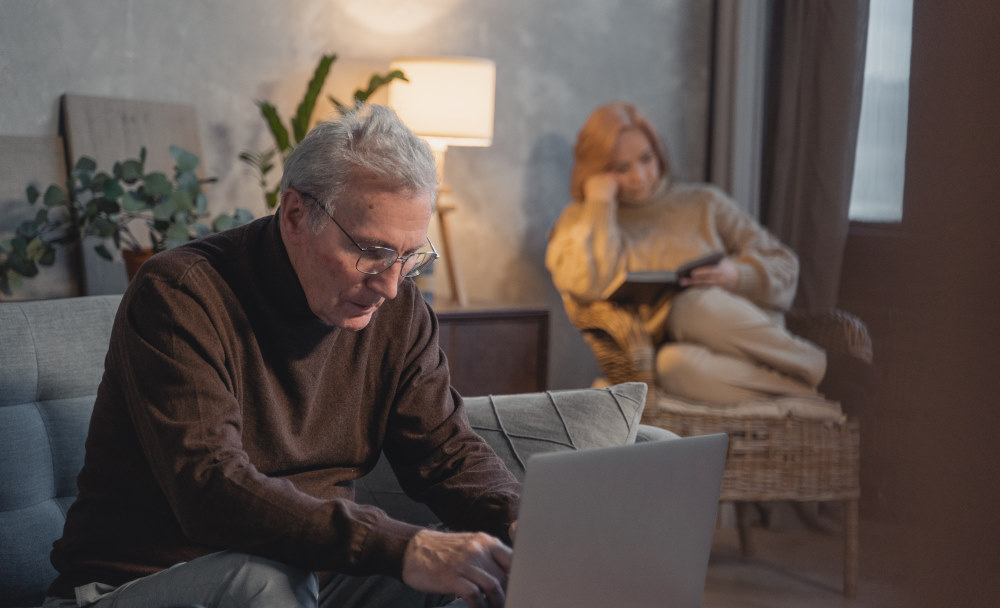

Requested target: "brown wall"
[{"left": 837, "top": 0, "right": 1000, "bottom": 603}]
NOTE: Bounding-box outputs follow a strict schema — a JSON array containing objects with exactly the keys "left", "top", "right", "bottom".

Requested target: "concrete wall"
[{"left": 0, "top": 0, "right": 712, "bottom": 390}]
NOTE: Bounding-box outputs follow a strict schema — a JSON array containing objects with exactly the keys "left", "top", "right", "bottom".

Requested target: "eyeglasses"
[{"left": 298, "top": 190, "right": 439, "bottom": 278}]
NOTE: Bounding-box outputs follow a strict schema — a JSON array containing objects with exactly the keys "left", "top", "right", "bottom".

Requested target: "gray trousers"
[{"left": 43, "top": 551, "right": 456, "bottom": 608}]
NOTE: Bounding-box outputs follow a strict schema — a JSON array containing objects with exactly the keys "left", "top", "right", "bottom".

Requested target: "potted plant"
[
  {"left": 239, "top": 53, "right": 407, "bottom": 209},
  {"left": 0, "top": 145, "right": 253, "bottom": 296}
]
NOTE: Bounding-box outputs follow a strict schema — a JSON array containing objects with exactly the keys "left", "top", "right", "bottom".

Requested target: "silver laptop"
[{"left": 504, "top": 433, "right": 728, "bottom": 608}]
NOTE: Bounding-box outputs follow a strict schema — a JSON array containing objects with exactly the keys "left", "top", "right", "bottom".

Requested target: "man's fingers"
[
  {"left": 488, "top": 539, "right": 513, "bottom": 572},
  {"left": 458, "top": 571, "right": 505, "bottom": 608}
]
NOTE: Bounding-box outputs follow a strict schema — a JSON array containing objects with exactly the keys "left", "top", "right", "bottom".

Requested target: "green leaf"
[
  {"left": 103, "top": 178, "right": 125, "bottom": 201},
  {"left": 43, "top": 184, "right": 66, "bottom": 207},
  {"left": 153, "top": 199, "right": 176, "bottom": 221},
  {"left": 233, "top": 208, "right": 255, "bottom": 225},
  {"left": 94, "top": 197, "right": 120, "bottom": 214},
  {"left": 328, "top": 95, "right": 348, "bottom": 113},
  {"left": 119, "top": 159, "right": 143, "bottom": 183},
  {"left": 26, "top": 184, "right": 39, "bottom": 204},
  {"left": 90, "top": 172, "right": 110, "bottom": 194},
  {"left": 353, "top": 69, "right": 408, "bottom": 104},
  {"left": 90, "top": 216, "right": 117, "bottom": 238},
  {"left": 16, "top": 220, "right": 39, "bottom": 240},
  {"left": 292, "top": 53, "right": 336, "bottom": 144},
  {"left": 257, "top": 101, "right": 290, "bottom": 153},
  {"left": 195, "top": 193, "right": 208, "bottom": 215},
  {"left": 176, "top": 170, "right": 200, "bottom": 194},
  {"left": 75, "top": 156, "right": 97, "bottom": 173},
  {"left": 26, "top": 237, "right": 47, "bottom": 261},
  {"left": 144, "top": 173, "right": 172, "bottom": 197},
  {"left": 212, "top": 214, "right": 236, "bottom": 232},
  {"left": 121, "top": 190, "right": 147, "bottom": 211},
  {"left": 71, "top": 167, "right": 92, "bottom": 190},
  {"left": 94, "top": 243, "right": 114, "bottom": 261},
  {"left": 167, "top": 190, "right": 194, "bottom": 214},
  {"left": 32, "top": 208, "right": 48, "bottom": 228},
  {"left": 238, "top": 149, "right": 276, "bottom": 179},
  {"left": 170, "top": 145, "right": 200, "bottom": 172},
  {"left": 265, "top": 188, "right": 279, "bottom": 210},
  {"left": 8, "top": 236, "right": 29, "bottom": 255},
  {"left": 38, "top": 246, "right": 56, "bottom": 266},
  {"left": 193, "top": 222, "right": 212, "bottom": 238},
  {"left": 164, "top": 217, "right": 191, "bottom": 243},
  {"left": 13, "top": 259, "right": 38, "bottom": 278}
]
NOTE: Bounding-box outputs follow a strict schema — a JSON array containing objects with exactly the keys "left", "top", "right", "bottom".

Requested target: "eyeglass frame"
[{"left": 297, "top": 189, "right": 440, "bottom": 278}]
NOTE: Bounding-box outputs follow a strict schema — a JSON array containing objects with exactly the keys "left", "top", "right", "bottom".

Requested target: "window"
[{"left": 848, "top": 0, "right": 914, "bottom": 223}]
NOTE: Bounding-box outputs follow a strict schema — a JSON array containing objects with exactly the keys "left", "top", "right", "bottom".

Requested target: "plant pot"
[{"left": 122, "top": 248, "right": 155, "bottom": 281}]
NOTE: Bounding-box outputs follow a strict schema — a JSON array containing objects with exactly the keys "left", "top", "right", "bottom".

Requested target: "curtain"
[{"left": 760, "top": 0, "right": 869, "bottom": 312}]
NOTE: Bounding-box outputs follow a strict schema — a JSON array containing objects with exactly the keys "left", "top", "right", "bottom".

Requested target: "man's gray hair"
[{"left": 280, "top": 104, "right": 439, "bottom": 231}]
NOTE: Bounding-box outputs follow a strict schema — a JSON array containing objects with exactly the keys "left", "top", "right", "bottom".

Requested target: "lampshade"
[{"left": 388, "top": 57, "right": 496, "bottom": 150}]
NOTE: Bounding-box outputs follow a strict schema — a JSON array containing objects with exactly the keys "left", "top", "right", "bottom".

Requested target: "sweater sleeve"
[
  {"left": 545, "top": 195, "right": 630, "bottom": 302},
  {"left": 115, "top": 269, "right": 422, "bottom": 578},
  {"left": 380, "top": 294, "right": 520, "bottom": 544},
  {"left": 708, "top": 188, "right": 800, "bottom": 311}
]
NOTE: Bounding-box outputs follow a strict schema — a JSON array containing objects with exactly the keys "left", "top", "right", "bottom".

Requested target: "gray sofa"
[{"left": 0, "top": 294, "right": 672, "bottom": 606}]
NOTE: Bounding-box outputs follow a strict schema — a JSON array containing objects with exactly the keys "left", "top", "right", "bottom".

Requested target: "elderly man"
[{"left": 44, "top": 105, "right": 519, "bottom": 608}]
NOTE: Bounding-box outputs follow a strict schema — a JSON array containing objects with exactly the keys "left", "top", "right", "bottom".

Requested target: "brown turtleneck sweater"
[{"left": 48, "top": 215, "right": 519, "bottom": 597}]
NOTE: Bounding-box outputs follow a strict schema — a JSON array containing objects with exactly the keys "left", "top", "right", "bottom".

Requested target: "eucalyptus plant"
[
  {"left": 0, "top": 145, "right": 253, "bottom": 296},
  {"left": 239, "top": 53, "right": 407, "bottom": 209}
]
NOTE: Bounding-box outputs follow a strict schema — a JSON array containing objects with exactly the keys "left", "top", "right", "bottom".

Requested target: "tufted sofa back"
[{"left": 0, "top": 295, "right": 122, "bottom": 607}]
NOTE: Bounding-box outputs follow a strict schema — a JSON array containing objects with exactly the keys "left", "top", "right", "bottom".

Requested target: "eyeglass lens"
[{"left": 357, "top": 248, "right": 436, "bottom": 278}]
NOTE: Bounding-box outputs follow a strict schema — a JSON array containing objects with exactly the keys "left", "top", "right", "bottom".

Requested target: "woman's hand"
[
  {"left": 680, "top": 257, "right": 740, "bottom": 291},
  {"left": 582, "top": 173, "right": 619, "bottom": 203}
]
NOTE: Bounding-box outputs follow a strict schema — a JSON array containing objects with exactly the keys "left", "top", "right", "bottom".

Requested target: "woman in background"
[{"left": 546, "top": 101, "right": 831, "bottom": 407}]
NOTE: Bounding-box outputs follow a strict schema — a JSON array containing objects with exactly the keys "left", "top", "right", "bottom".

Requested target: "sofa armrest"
[{"left": 636, "top": 423, "right": 679, "bottom": 442}]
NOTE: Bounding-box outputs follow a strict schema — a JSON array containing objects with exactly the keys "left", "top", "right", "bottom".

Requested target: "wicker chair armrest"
[
  {"left": 573, "top": 301, "right": 650, "bottom": 350},
  {"left": 573, "top": 301, "right": 656, "bottom": 386},
  {"left": 786, "top": 308, "right": 873, "bottom": 363}
]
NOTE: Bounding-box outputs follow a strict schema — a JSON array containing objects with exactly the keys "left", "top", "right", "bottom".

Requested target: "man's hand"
[{"left": 402, "top": 529, "right": 512, "bottom": 608}]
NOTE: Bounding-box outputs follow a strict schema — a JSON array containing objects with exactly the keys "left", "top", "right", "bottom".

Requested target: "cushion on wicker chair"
[{"left": 650, "top": 392, "right": 844, "bottom": 421}]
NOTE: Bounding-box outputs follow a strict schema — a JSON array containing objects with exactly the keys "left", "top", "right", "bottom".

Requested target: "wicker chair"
[{"left": 572, "top": 301, "right": 872, "bottom": 598}]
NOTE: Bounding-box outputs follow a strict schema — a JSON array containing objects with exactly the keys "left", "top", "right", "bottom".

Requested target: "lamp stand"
[{"left": 431, "top": 146, "right": 468, "bottom": 308}]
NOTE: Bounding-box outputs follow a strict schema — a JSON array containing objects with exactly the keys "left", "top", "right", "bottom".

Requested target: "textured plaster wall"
[{"left": 0, "top": 0, "right": 712, "bottom": 390}]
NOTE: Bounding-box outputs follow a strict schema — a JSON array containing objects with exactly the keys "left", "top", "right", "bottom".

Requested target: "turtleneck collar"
[
  {"left": 617, "top": 175, "right": 671, "bottom": 208},
  {"left": 256, "top": 211, "right": 322, "bottom": 321}
]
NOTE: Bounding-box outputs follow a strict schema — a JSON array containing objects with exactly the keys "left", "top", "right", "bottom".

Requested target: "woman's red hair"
[{"left": 569, "top": 102, "right": 671, "bottom": 201}]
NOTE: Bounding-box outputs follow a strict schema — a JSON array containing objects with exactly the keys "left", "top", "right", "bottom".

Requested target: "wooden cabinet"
[{"left": 435, "top": 305, "right": 549, "bottom": 397}]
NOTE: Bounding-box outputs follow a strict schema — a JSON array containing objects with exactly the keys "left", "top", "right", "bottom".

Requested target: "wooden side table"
[{"left": 434, "top": 304, "right": 549, "bottom": 397}]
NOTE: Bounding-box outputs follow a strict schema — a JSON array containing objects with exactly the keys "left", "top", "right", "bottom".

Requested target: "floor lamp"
[{"left": 388, "top": 57, "right": 496, "bottom": 308}]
